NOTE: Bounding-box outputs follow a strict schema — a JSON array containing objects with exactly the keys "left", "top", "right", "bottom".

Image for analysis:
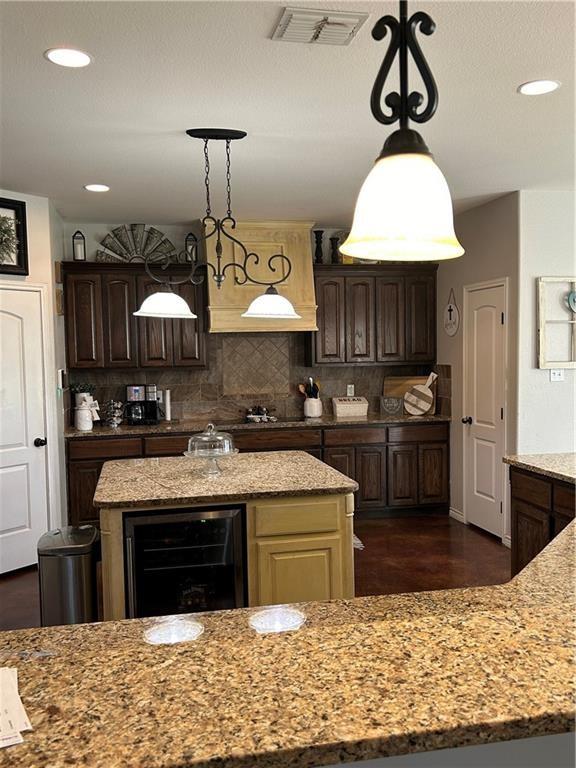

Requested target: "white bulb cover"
[
  {"left": 517, "top": 79, "right": 560, "bottom": 96},
  {"left": 133, "top": 291, "right": 197, "bottom": 319},
  {"left": 340, "top": 153, "right": 464, "bottom": 262},
  {"left": 84, "top": 184, "right": 110, "bottom": 192},
  {"left": 241, "top": 291, "right": 301, "bottom": 319}
]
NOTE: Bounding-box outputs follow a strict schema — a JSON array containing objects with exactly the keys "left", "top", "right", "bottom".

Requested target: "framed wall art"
[
  {"left": 538, "top": 276, "right": 576, "bottom": 369},
  {"left": 0, "top": 197, "right": 29, "bottom": 276}
]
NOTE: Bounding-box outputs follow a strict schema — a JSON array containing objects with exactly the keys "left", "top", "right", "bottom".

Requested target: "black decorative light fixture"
[
  {"left": 340, "top": 0, "right": 464, "bottom": 262},
  {"left": 134, "top": 129, "right": 300, "bottom": 320}
]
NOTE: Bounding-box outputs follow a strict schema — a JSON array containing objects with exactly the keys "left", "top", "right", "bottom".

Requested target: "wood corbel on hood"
[{"left": 204, "top": 220, "right": 318, "bottom": 332}]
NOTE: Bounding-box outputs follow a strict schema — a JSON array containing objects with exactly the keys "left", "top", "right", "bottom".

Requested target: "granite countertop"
[
  {"left": 94, "top": 450, "right": 359, "bottom": 509},
  {"left": 0, "top": 523, "right": 573, "bottom": 768},
  {"left": 503, "top": 453, "right": 576, "bottom": 484},
  {"left": 65, "top": 413, "right": 450, "bottom": 440}
]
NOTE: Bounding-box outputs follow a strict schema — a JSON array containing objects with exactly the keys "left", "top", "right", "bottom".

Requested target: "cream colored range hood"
[{"left": 204, "top": 220, "right": 318, "bottom": 332}]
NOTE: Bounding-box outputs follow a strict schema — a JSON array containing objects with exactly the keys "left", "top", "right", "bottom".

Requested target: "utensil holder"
[{"left": 304, "top": 398, "right": 322, "bottom": 418}]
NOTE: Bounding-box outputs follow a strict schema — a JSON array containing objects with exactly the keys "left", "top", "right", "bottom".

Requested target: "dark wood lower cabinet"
[
  {"left": 418, "top": 443, "right": 449, "bottom": 505},
  {"left": 510, "top": 468, "right": 575, "bottom": 576},
  {"left": 511, "top": 499, "right": 550, "bottom": 575},
  {"left": 323, "top": 447, "right": 356, "bottom": 481},
  {"left": 68, "top": 460, "right": 104, "bottom": 526},
  {"left": 356, "top": 447, "right": 386, "bottom": 508},
  {"left": 387, "top": 445, "right": 418, "bottom": 507}
]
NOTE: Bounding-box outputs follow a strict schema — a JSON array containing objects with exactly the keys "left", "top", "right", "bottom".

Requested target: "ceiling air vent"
[{"left": 272, "top": 6, "right": 369, "bottom": 46}]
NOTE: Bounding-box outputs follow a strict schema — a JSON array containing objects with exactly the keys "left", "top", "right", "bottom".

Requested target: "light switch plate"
[
  {"left": 550, "top": 369, "right": 565, "bottom": 382},
  {"left": 346, "top": 384, "right": 355, "bottom": 396}
]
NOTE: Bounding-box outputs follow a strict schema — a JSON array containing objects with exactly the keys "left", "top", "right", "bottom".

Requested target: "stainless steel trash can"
[{"left": 37, "top": 526, "right": 100, "bottom": 627}]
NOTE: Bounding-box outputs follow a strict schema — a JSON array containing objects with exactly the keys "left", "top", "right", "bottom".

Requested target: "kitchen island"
[
  {"left": 0, "top": 521, "right": 573, "bottom": 767},
  {"left": 94, "top": 450, "right": 358, "bottom": 620}
]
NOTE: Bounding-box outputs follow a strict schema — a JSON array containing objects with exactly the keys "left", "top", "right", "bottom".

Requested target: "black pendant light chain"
[
  {"left": 370, "top": 0, "right": 438, "bottom": 153},
  {"left": 203, "top": 138, "right": 212, "bottom": 218},
  {"left": 143, "top": 129, "right": 292, "bottom": 291},
  {"left": 225, "top": 139, "right": 233, "bottom": 218}
]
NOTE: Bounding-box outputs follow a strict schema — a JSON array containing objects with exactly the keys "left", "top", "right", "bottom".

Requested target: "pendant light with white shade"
[
  {"left": 340, "top": 0, "right": 464, "bottom": 263},
  {"left": 133, "top": 129, "right": 299, "bottom": 320}
]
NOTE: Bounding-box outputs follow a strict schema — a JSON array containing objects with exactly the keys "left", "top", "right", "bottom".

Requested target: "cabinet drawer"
[
  {"left": 554, "top": 482, "right": 575, "bottom": 517},
  {"left": 144, "top": 435, "right": 191, "bottom": 456},
  {"left": 510, "top": 469, "right": 552, "bottom": 510},
  {"left": 252, "top": 498, "right": 341, "bottom": 537},
  {"left": 324, "top": 427, "right": 387, "bottom": 446},
  {"left": 387, "top": 424, "right": 448, "bottom": 443},
  {"left": 234, "top": 429, "right": 321, "bottom": 452},
  {"left": 68, "top": 438, "right": 142, "bottom": 461}
]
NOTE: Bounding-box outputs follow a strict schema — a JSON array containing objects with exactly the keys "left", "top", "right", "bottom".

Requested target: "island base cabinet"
[
  {"left": 247, "top": 494, "right": 354, "bottom": 607},
  {"left": 255, "top": 535, "right": 343, "bottom": 605}
]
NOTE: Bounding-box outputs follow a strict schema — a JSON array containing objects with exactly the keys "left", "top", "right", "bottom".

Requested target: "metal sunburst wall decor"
[{"left": 96, "top": 224, "right": 187, "bottom": 264}]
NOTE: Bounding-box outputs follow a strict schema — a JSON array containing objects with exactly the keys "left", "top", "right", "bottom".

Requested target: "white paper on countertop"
[{"left": 0, "top": 668, "right": 32, "bottom": 748}]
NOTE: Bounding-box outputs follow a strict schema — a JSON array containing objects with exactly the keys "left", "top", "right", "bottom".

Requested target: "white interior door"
[
  {"left": 0, "top": 286, "right": 49, "bottom": 572},
  {"left": 463, "top": 282, "right": 506, "bottom": 537}
]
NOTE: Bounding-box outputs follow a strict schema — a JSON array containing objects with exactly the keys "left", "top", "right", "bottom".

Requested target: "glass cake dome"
[{"left": 184, "top": 423, "right": 238, "bottom": 475}]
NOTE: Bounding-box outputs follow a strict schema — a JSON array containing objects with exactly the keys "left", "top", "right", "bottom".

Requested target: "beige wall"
[
  {"left": 436, "top": 193, "right": 520, "bottom": 526},
  {"left": 0, "top": 189, "right": 65, "bottom": 528},
  {"left": 517, "top": 190, "right": 576, "bottom": 453}
]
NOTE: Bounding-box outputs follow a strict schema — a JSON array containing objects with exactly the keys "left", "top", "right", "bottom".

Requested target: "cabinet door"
[
  {"left": 68, "top": 460, "right": 104, "bottom": 526},
  {"left": 315, "top": 276, "right": 346, "bottom": 363},
  {"left": 172, "top": 281, "right": 207, "bottom": 367},
  {"left": 255, "top": 534, "right": 344, "bottom": 605},
  {"left": 418, "top": 443, "right": 449, "bottom": 505},
  {"left": 356, "top": 446, "right": 386, "bottom": 508},
  {"left": 65, "top": 274, "right": 104, "bottom": 368},
  {"left": 101, "top": 273, "right": 138, "bottom": 367},
  {"left": 323, "top": 446, "right": 356, "bottom": 480},
  {"left": 406, "top": 274, "right": 435, "bottom": 361},
  {"left": 387, "top": 445, "right": 418, "bottom": 507},
  {"left": 346, "top": 277, "right": 375, "bottom": 362},
  {"left": 511, "top": 499, "right": 550, "bottom": 575},
  {"left": 136, "top": 276, "right": 173, "bottom": 367},
  {"left": 376, "top": 277, "right": 405, "bottom": 362}
]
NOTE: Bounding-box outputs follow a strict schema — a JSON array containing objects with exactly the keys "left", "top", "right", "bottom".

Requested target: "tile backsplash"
[{"left": 69, "top": 334, "right": 450, "bottom": 423}]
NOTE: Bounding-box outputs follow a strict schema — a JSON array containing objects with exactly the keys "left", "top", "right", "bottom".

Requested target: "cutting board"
[
  {"left": 383, "top": 376, "right": 437, "bottom": 414},
  {"left": 404, "top": 373, "right": 438, "bottom": 415}
]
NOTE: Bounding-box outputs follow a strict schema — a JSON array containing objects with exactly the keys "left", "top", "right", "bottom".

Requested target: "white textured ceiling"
[{"left": 0, "top": 1, "right": 574, "bottom": 225}]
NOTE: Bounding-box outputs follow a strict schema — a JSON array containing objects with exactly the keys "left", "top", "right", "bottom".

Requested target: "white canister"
[
  {"left": 303, "top": 398, "right": 323, "bottom": 419},
  {"left": 75, "top": 392, "right": 92, "bottom": 407},
  {"left": 164, "top": 389, "right": 171, "bottom": 421},
  {"left": 75, "top": 405, "right": 93, "bottom": 432}
]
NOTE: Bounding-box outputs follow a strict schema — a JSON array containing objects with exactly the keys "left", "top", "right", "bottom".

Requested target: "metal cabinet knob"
[
  {"left": 461, "top": 417, "right": 473, "bottom": 425},
  {"left": 34, "top": 437, "right": 47, "bottom": 447}
]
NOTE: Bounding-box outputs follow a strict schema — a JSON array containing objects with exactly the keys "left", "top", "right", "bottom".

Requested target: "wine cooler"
[{"left": 123, "top": 507, "right": 245, "bottom": 619}]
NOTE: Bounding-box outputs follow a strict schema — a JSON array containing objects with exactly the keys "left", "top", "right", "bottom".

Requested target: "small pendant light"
[{"left": 340, "top": 1, "right": 464, "bottom": 262}]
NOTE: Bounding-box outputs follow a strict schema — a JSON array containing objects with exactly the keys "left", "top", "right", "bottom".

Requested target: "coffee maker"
[{"left": 125, "top": 384, "right": 161, "bottom": 426}]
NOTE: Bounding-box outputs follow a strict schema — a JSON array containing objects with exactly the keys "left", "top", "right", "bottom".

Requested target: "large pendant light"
[
  {"left": 133, "top": 129, "right": 299, "bottom": 319},
  {"left": 340, "top": 0, "right": 464, "bottom": 262}
]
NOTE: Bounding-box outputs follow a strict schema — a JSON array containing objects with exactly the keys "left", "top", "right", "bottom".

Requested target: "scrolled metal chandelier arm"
[
  {"left": 217, "top": 217, "right": 293, "bottom": 287},
  {"left": 370, "top": 0, "right": 438, "bottom": 130}
]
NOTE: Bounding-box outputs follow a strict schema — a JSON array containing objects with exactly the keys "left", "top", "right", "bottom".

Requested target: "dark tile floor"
[{"left": 0, "top": 515, "right": 511, "bottom": 631}]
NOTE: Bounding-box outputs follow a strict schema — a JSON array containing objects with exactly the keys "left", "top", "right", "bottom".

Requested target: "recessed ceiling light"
[
  {"left": 517, "top": 79, "right": 561, "bottom": 96},
  {"left": 44, "top": 48, "right": 91, "bottom": 68},
  {"left": 84, "top": 184, "right": 110, "bottom": 192}
]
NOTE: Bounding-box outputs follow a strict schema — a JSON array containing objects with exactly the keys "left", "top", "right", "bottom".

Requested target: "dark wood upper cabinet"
[
  {"left": 65, "top": 274, "right": 105, "bottom": 368},
  {"left": 315, "top": 276, "right": 346, "bottom": 363},
  {"left": 406, "top": 274, "right": 435, "bottom": 362},
  {"left": 376, "top": 277, "right": 405, "bottom": 362},
  {"left": 136, "top": 275, "right": 173, "bottom": 367},
  {"left": 102, "top": 273, "right": 138, "bottom": 368},
  {"left": 63, "top": 263, "right": 208, "bottom": 369},
  {"left": 346, "top": 277, "right": 375, "bottom": 363},
  {"left": 172, "top": 281, "right": 206, "bottom": 367},
  {"left": 310, "top": 265, "right": 436, "bottom": 366}
]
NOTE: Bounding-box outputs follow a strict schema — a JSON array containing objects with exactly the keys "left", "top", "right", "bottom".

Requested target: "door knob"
[
  {"left": 34, "top": 437, "right": 47, "bottom": 447},
  {"left": 461, "top": 417, "right": 473, "bottom": 425}
]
